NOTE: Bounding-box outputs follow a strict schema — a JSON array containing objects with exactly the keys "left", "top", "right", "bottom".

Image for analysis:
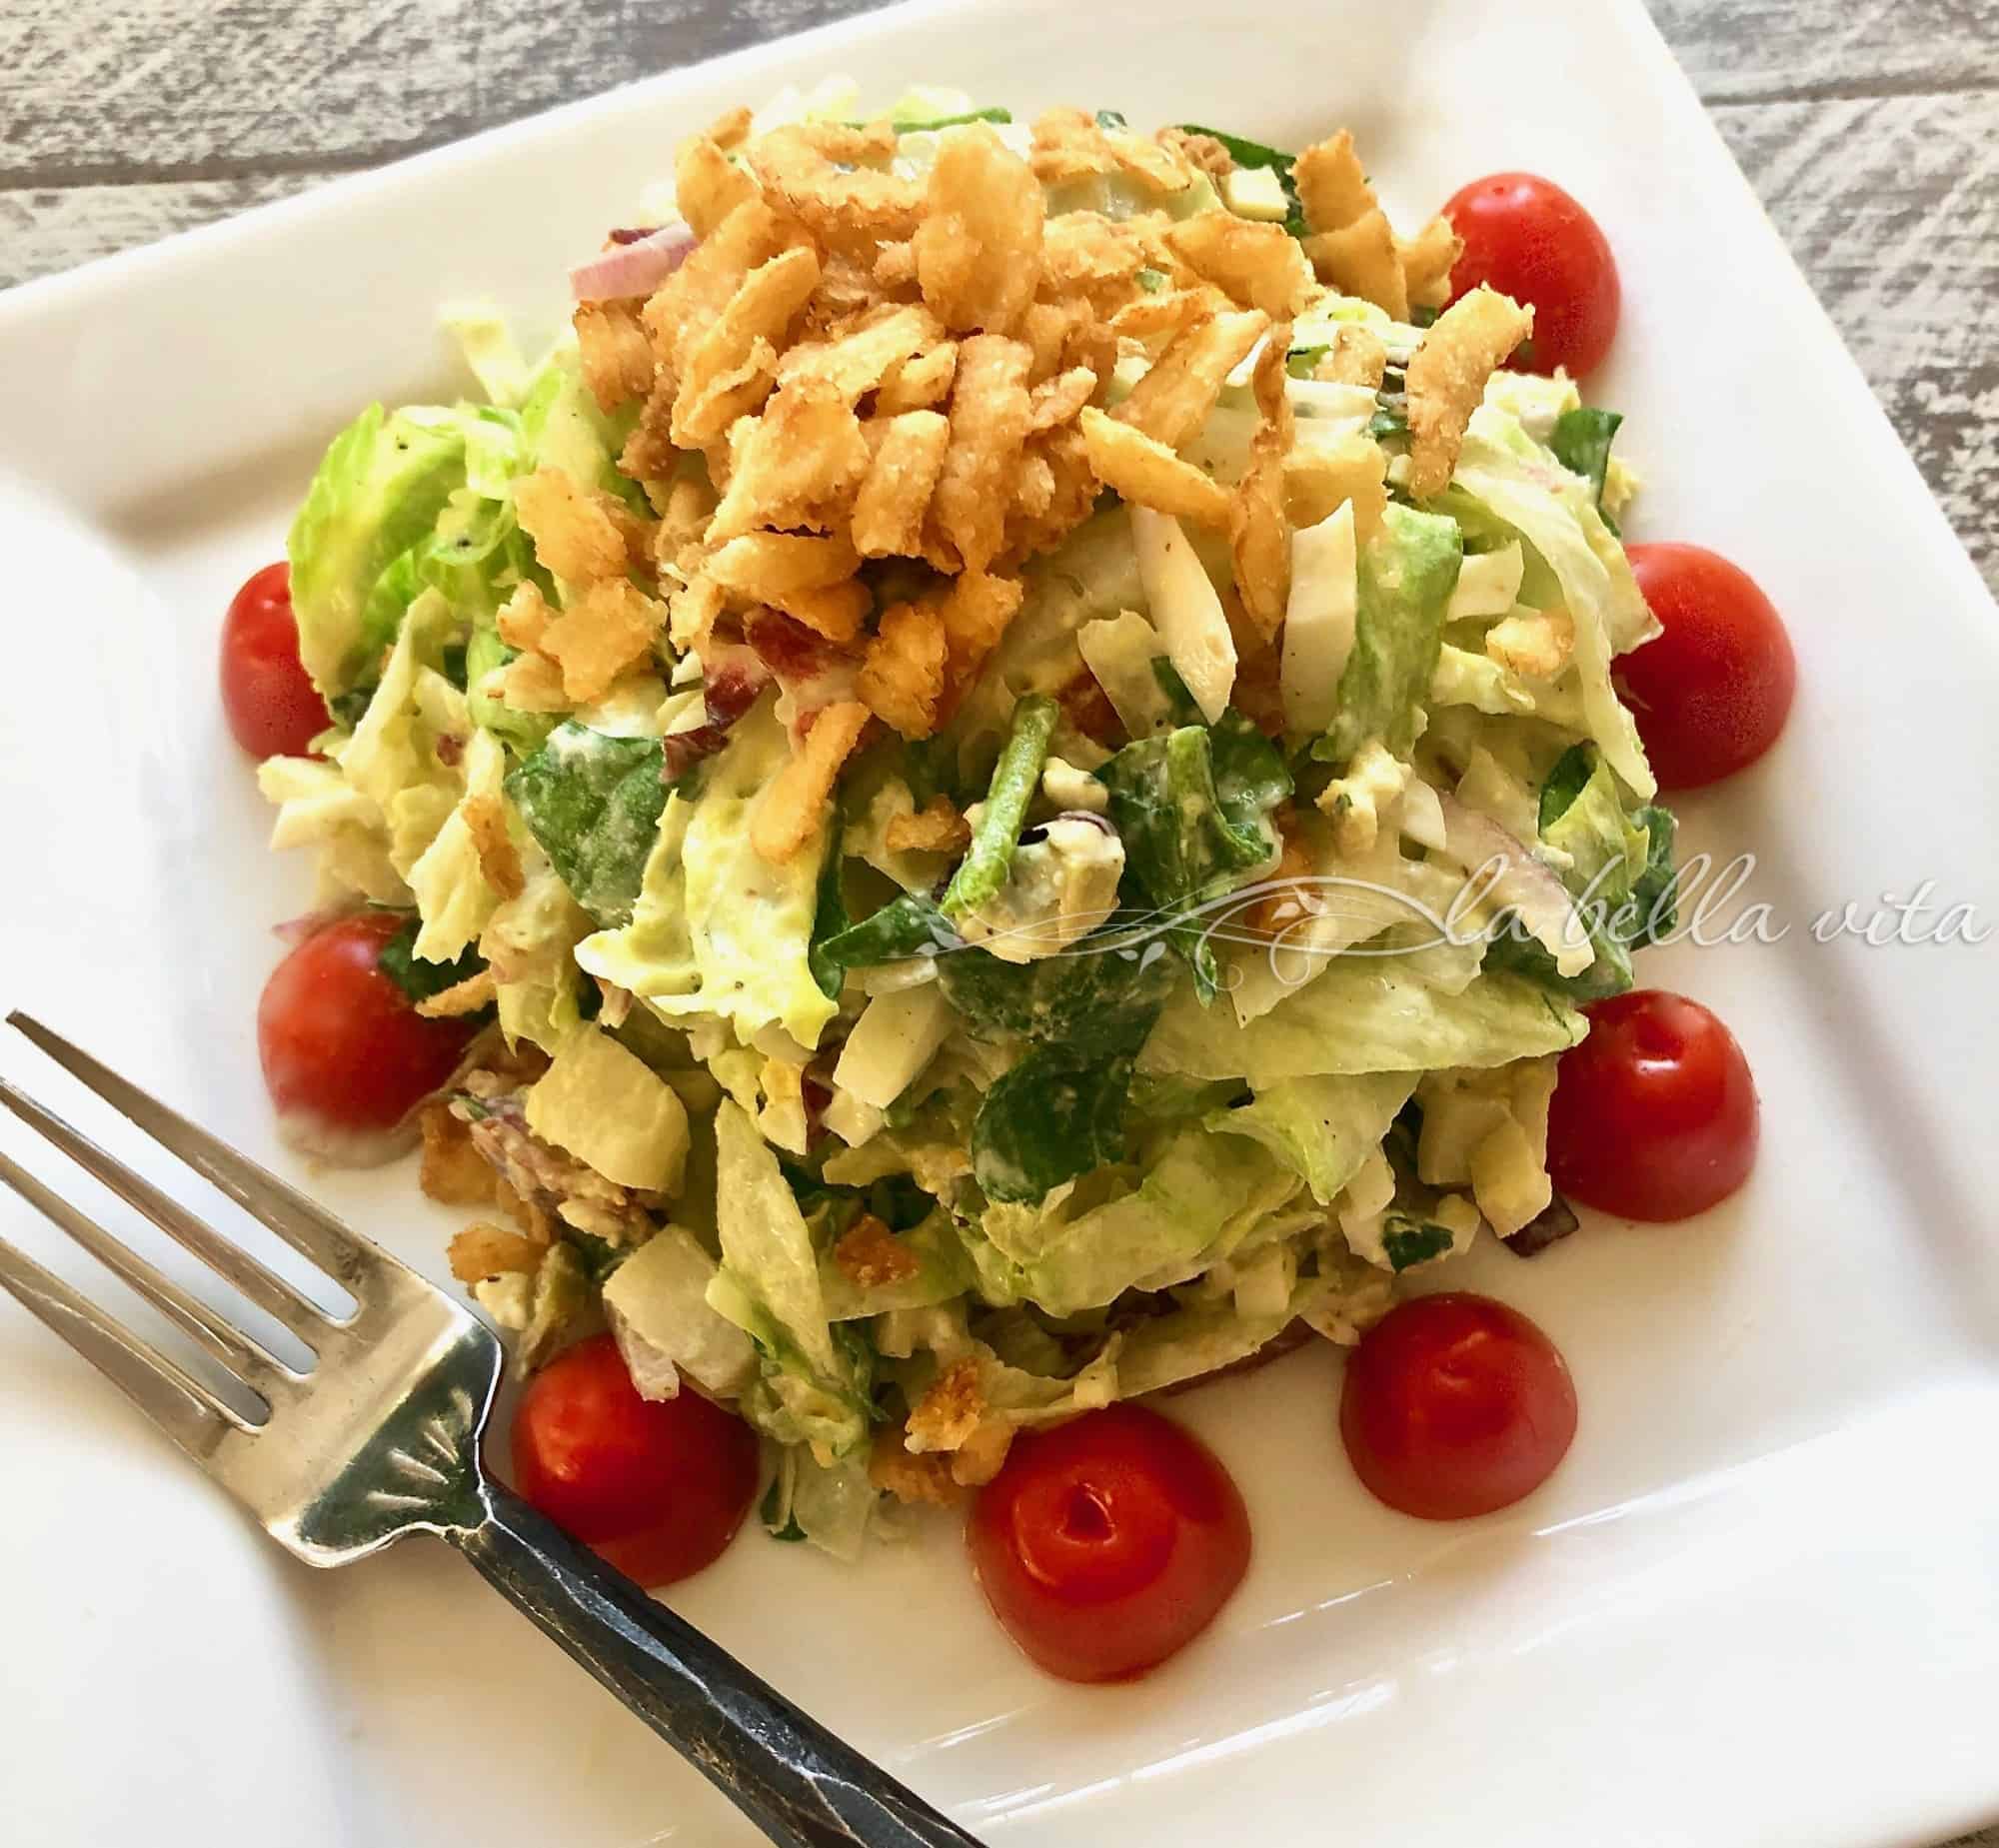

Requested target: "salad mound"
[{"left": 259, "top": 82, "right": 1673, "bottom": 1559}]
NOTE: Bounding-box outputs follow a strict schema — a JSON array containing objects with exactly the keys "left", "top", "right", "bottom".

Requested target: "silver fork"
[{"left": 0, "top": 1011, "right": 986, "bottom": 1848}]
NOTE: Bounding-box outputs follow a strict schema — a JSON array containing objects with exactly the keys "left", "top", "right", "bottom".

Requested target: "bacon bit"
[
  {"left": 802, "top": 1060, "right": 835, "bottom": 1146},
  {"left": 435, "top": 734, "right": 466, "bottom": 769},
  {"left": 1054, "top": 665, "right": 1124, "bottom": 748},
  {"left": 747, "top": 608, "right": 846, "bottom": 683},
  {"left": 702, "top": 642, "right": 775, "bottom": 726},
  {"left": 661, "top": 643, "right": 775, "bottom": 784},
  {"left": 834, "top": 1213, "right": 923, "bottom": 1289}
]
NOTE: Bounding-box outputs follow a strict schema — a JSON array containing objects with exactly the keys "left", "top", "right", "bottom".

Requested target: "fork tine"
[
  {"left": 0, "top": 1113, "right": 297, "bottom": 1393},
  {"left": 0, "top": 1075, "right": 329, "bottom": 1339},
  {"left": 0, "top": 1214, "right": 252, "bottom": 1461},
  {"left": 7, "top": 1012, "right": 389, "bottom": 1300}
]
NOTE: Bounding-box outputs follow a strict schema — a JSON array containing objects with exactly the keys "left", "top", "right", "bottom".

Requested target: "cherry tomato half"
[
  {"left": 257, "top": 912, "right": 476, "bottom": 1138},
  {"left": 219, "top": 562, "right": 330, "bottom": 760},
  {"left": 1443, "top": 172, "right": 1620, "bottom": 379},
  {"left": 1547, "top": 988, "right": 1758, "bottom": 1222},
  {"left": 968, "top": 1403, "right": 1250, "bottom": 1683},
  {"left": 1341, "top": 1293, "right": 1577, "bottom": 1520},
  {"left": 1620, "top": 543, "right": 1796, "bottom": 791},
  {"left": 513, "top": 1333, "right": 759, "bottom": 1588}
]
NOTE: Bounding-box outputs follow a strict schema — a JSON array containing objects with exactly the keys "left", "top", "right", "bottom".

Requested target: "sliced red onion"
[
  {"left": 1436, "top": 793, "right": 1593, "bottom": 976},
  {"left": 570, "top": 221, "right": 696, "bottom": 303}
]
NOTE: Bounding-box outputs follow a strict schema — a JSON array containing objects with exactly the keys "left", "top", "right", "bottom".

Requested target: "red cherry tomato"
[
  {"left": 257, "top": 912, "right": 476, "bottom": 1136},
  {"left": 1341, "top": 1293, "right": 1577, "bottom": 1521},
  {"left": 968, "top": 1403, "right": 1250, "bottom": 1683},
  {"left": 1619, "top": 544, "right": 1796, "bottom": 790},
  {"left": 1547, "top": 988, "right": 1758, "bottom": 1222},
  {"left": 513, "top": 1333, "right": 759, "bottom": 1588},
  {"left": 219, "top": 562, "right": 331, "bottom": 760},
  {"left": 1443, "top": 172, "right": 1620, "bottom": 379}
]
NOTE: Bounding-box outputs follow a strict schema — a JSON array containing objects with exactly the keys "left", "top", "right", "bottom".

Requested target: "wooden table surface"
[{"left": 1, "top": 3, "right": 1993, "bottom": 1843}]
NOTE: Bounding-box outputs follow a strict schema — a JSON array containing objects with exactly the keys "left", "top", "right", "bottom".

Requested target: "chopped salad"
[{"left": 247, "top": 82, "right": 1700, "bottom": 1570}]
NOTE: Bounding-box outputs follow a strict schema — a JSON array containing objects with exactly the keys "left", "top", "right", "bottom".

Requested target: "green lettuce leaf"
[
  {"left": 1450, "top": 406, "right": 1657, "bottom": 793},
  {"left": 1315, "top": 503, "right": 1464, "bottom": 766},
  {"left": 817, "top": 1210, "right": 974, "bottom": 1320},
  {"left": 576, "top": 699, "right": 837, "bottom": 1050},
  {"left": 1173, "top": 123, "right": 1307, "bottom": 236},
  {"left": 981, "top": 1127, "right": 1302, "bottom": 1313},
  {"left": 287, "top": 404, "right": 472, "bottom": 696},
  {"left": 1141, "top": 960, "right": 1588, "bottom": 1085},
  {"left": 407, "top": 727, "right": 518, "bottom": 961},
  {"left": 1489, "top": 744, "right": 1679, "bottom": 999},
  {"left": 707, "top": 1101, "right": 870, "bottom": 1456},
  {"left": 1204, "top": 1071, "right": 1417, "bottom": 1204},
  {"left": 336, "top": 588, "right": 469, "bottom": 875}
]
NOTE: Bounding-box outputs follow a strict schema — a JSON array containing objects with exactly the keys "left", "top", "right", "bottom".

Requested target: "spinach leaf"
[
  {"left": 1381, "top": 1216, "right": 1456, "bottom": 1271},
  {"left": 1098, "top": 714, "right": 1291, "bottom": 1000},
  {"left": 1538, "top": 742, "right": 1597, "bottom": 832},
  {"left": 1094, "top": 107, "right": 1128, "bottom": 129},
  {"left": 1149, "top": 657, "right": 1203, "bottom": 726},
  {"left": 326, "top": 686, "right": 375, "bottom": 731},
  {"left": 503, "top": 724, "right": 667, "bottom": 928},
  {"left": 941, "top": 694, "right": 1059, "bottom": 921},
  {"left": 759, "top": 1473, "right": 808, "bottom": 1543},
  {"left": 973, "top": 1048, "right": 1137, "bottom": 1204},
  {"left": 809, "top": 797, "right": 852, "bottom": 1001},
  {"left": 1549, "top": 407, "right": 1624, "bottom": 534},
  {"left": 377, "top": 916, "right": 489, "bottom": 1006},
  {"left": 1367, "top": 397, "right": 1409, "bottom": 441},
  {"left": 1172, "top": 123, "right": 1308, "bottom": 237},
  {"left": 903, "top": 734, "right": 969, "bottom": 809},
  {"left": 1627, "top": 805, "right": 1680, "bottom": 946},
  {"left": 1489, "top": 750, "right": 1679, "bottom": 996},
  {"left": 816, "top": 893, "right": 959, "bottom": 974},
  {"left": 938, "top": 930, "right": 1173, "bottom": 1055},
  {"left": 1482, "top": 924, "right": 1633, "bottom": 1003}
]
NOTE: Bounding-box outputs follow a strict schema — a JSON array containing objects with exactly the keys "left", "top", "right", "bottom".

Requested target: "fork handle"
[{"left": 452, "top": 1484, "right": 988, "bottom": 1848}]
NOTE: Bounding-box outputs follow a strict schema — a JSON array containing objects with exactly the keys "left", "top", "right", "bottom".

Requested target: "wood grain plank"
[
  {"left": 0, "top": 0, "right": 888, "bottom": 179},
  {"left": 1645, "top": 0, "right": 1999, "bottom": 103},
  {"left": 1710, "top": 91, "right": 1997, "bottom": 590},
  {"left": 0, "top": 175, "right": 335, "bottom": 290}
]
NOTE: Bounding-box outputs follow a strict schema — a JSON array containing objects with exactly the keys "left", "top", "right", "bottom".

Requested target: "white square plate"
[{"left": 3, "top": 2, "right": 1997, "bottom": 1842}]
